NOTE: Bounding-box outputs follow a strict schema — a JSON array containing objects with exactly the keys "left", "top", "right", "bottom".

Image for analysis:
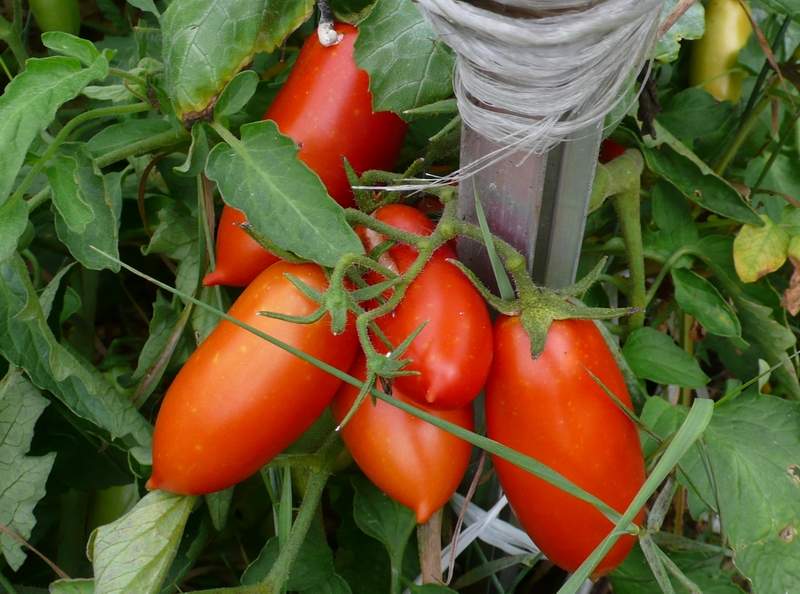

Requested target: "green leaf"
[
  {"left": 671, "top": 268, "right": 741, "bottom": 338},
  {"left": 260, "top": 0, "right": 316, "bottom": 55},
  {"left": 654, "top": 0, "right": 705, "bottom": 63},
  {"left": 733, "top": 215, "right": 790, "bottom": 283},
  {"left": 623, "top": 327, "right": 709, "bottom": 388},
  {"left": 205, "top": 121, "right": 364, "bottom": 266},
  {"left": 304, "top": 574, "right": 353, "bottom": 594},
  {"left": 162, "top": 0, "right": 313, "bottom": 119},
  {"left": 42, "top": 32, "right": 101, "bottom": 65},
  {"left": 0, "top": 371, "right": 56, "bottom": 571},
  {"left": 39, "top": 262, "right": 76, "bottom": 319},
  {"left": 175, "top": 123, "right": 210, "bottom": 176},
  {"left": 242, "top": 518, "right": 338, "bottom": 590},
  {"left": 127, "top": 0, "right": 160, "bottom": 17},
  {"left": 351, "top": 476, "right": 416, "bottom": 579},
  {"left": 641, "top": 122, "right": 761, "bottom": 226},
  {"left": 332, "top": 0, "right": 375, "bottom": 23},
  {"left": 91, "top": 491, "right": 195, "bottom": 594},
  {"left": 355, "top": 0, "right": 454, "bottom": 113},
  {"left": 214, "top": 70, "right": 259, "bottom": 120},
  {"left": 671, "top": 395, "right": 800, "bottom": 594},
  {"left": 411, "top": 586, "right": 458, "bottom": 594},
  {"left": 756, "top": 0, "right": 800, "bottom": 21},
  {"left": 698, "top": 235, "right": 800, "bottom": 399},
  {"left": 611, "top": 544, "right": 744, "bottom": 594},
  {"left": 143, "top": 200, "right": 201, "bottom": 298},
  {"left": 49, "top": 578, "right": 96, "bottom": 594},
  {"left": 49, "top": 148, "right": 123, "bottom": 272},
  {"left": 0, "top": 55, "right": 108, "bottom": 203},
  {"left": 0, "top": 256, "right": 152, "bottom": 461},
  {"left": 87, "top": 119, "right": 176, "bottom": 157},
  {"left": 132, "top": 293, "right": 186, "bottom": 382},
  {"left": 658, "top": 88, "right": 734, "bottom": 145},
  {"left": 204, "top": 489, "right": 233, "bottom": 532},
  {"left": 0, "top": 195, "right": 28, "bottom": 262}
]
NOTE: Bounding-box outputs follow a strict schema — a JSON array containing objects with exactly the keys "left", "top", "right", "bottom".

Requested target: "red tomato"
[
  {"left": 357, "top": 204, "right": 492, "bottom": 410},
  {"left": 332, "top": 357, "right": 474, "bottom": 523},
  {"left": 148, "top": 262, "right": 358, "bottom": 495},
  {"left": 485, "top": 318, "right": 645, "bottom": 575},
  {"left": 599, "top": 139, "right": 626, "bottom": 163},
  {"left": 205, "top": 23, "right": 407, "bottom": 287}
]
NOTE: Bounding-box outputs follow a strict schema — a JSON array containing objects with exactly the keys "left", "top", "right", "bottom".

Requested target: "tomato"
[
  {"left": 599, "top": 139, "right": 626, "bottom": 164},
  {"left": 148, "top": 262, "right": 359, "bottom": 495},
  {"left": 205, "top": 23, "right": 407, "bottom": 287},
  {"left": 689, "top": 0, "right": 752, "bottom": 102},
  {"left": 485, "top": 318, "right": 646, "bottom": 575},
  {"left": 29, "top": 0, "right": 80, "bottom": 35},
  {"left": 358, "top": 204, "right": 492, "bottom": 410},
  {"left": 332, "top": 357, "right": 474, "bottom": 523}
]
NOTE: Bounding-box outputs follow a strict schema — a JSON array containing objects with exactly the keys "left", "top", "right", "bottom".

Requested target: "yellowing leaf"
[{"left": 733, "top": 215, "right": 789, "bottom": 283}]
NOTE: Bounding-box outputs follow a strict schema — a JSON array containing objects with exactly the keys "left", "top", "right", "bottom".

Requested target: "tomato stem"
[{"left": 418, "top": 510, "right": 443, "bottom": 584}]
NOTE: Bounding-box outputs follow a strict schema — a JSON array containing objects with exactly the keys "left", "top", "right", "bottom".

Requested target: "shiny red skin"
[
  {"left": 205, "top": 23, "right": 407, "bottom": 287},
  {"left": 358, "top": 204, "right": 492, "bottom": 410},
  {"left": 332, "top": 357, "right": 474, "bottom": 523},
  {"left": 599, "top": 139, "right": 627, "bottom": 163},
  {"left": 485, "top": 318, "right": 646, "bottom": 575},
  {"left": 148, "top": 262, "right": 358, "bottom": 495}
]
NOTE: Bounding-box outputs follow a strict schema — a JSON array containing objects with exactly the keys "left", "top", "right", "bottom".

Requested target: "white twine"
[
  {"left": 358, "top": 0, "right": 663, "bottom": 191},
  {"left": 417, "top": 0, "right": 662, "bottom": 154}
]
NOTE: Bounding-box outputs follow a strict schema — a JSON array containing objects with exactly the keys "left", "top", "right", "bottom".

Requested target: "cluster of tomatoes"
[{"left": 148, "top": 23, "right": 646, "bottom": 575}]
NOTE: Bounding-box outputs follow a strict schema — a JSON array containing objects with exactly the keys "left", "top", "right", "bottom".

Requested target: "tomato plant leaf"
[
  {"left": 733, "top": 215, "right": 790, "bottom": 283},
  {"left": 623, "top": 327, "right": 710, "bottom": 388},
  {"left": 214, "top": 70, "right": 259, "bottom": 121},
  {"left": 126, "top": 0, "right": 160, "bottom": 18},
  {"left": 674, "top": 395, "right": 800, "bottom": 594},
  {"left": 174, "top": 123, "right": 210, "bottom": 177},
  {"left": 162, "top": 0, "right": 313, "bottom": 120},
  {"left": 42, "top": 32, "right": 101, "bottom": 65},
  {"left": 654, "top": 0, "right": 705, "bottom": 63},
  {"left": 0, "top": 256, "right": 153, "bottom": 461},
  {"left": 242, "top": 519, "right": 338, "bottom": 590},
  {"left": 641, "top": 122, "right": 761, "bottom": 226},
  {"left": 355, "top": 0, "right": 454, "bottom": 114},
  {"left": 87, "top": 118, "right": 176, "bottom": 157},
  {"left": 671, "top": 268, "right": 742, "bottom": 338},
  {"left": 0, "top": 196, "right": 28, "bottom": 262},
  {"left": 351, "top": 476, "right": 416, "bottom": 584},
  {"left": 48, "top": 579, "right": 96, "bottom": 594},
  {"left": 205, "top": 121, "right": 364, "bottom": 266},
  {"left": 0, "top": 55, "right": 108, "bottom": 204},
  {"left": 611, "top": 544, "right": 744, "bottom": 594},
  {"left": 90, "top": 491, "right": 195, "bottom": 594},
  {"left": 38, "top": 262, "right": 76, "bottom": 319},
  {"left": 0, "top": 370, "right": 55, "bottom": 571},
  {"left": 659, "top": 88, "right": 735, "bottom": 145},
  {"left": 49, "top": 148, "right": 123, "bottom": 272},
  {"left": 698, "top": 235, "right": 800, "bottom": 399}
]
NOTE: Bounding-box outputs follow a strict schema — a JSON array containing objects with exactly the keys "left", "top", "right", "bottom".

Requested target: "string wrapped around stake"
[{"left": 366, "top": 0, "right": 662, "bottom": 190}]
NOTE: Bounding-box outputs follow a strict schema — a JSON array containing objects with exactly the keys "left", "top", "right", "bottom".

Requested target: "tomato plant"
[
  {"left": 204, "top": 23, "right": 407, "bottom": 287},
  {"left": 486, "top": 317, "right": 646, "bottom": 575},
  {"left": 148, "top": 262, "right": 358, "bottom": 494},
  {"left": 2, "top": 1, "right": 800, "bottom": 593},
  {"left": 332, "top": 357, "right": 474, "bottom": 523},
  {"left": 358, "top": 204, "right": 492, "bottom": 409}
]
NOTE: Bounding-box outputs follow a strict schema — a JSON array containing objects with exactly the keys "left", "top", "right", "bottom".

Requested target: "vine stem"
[
  {"left": 714, "top": 93, "right": 771, "bottom": 176},
  {"left": 262, "top": 438, "right": 341, "bottom": 591},
  {"left": 613, "top": 184, "right": 645, "bottom": 331},
  {"left": 418, "top": 510, "right": 443, "bottom": 584},
  {"left": 95, "top": 127, "right": 189, "bottom": 168},
  {"left": 10, "top": 102, "right": 151, "bottom": 202}
]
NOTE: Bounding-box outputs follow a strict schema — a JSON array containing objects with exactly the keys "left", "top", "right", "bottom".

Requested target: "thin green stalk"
[
  {"left": 0, "top": 55, "right": 12, "bottom": 80},
  {"left": 644, "top": 248, "right": 693, "bottom": 307},
  {"left": 26, "top": 187, "right": 51, "bottom": 212},
  {"left": 109, "top": 67, "right": 147, "bottom": 87},
  {"left": 613, "top": 185, "right": 645, "bottom": 331},
  {"left": 11, "top": 103, "right": 150, "bottom": 202},
  {"left": 95, "top": 127, "right": 189, "bottom": 168},
  {"left": 92, "top": 246, "right": 632, "bottom": 530},
  {"left": 753, "top": 105, "right": 800, "bottom": 189},
  {"left": 0, "top": 571, "right": 19, "bottom": 594},
  {"left": 714, "top": 94, "right": 771, "bottom": 176},
  {"left": 262, "top": 439, "right": 339, "bottom": 591}
]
